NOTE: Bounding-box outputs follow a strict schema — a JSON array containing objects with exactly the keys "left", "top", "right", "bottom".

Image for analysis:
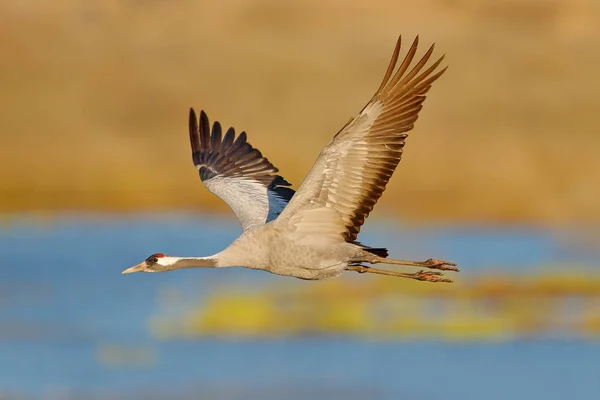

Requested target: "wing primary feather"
[
  {"left": 228, "top": 143, "right": 252, "bottom": 161},
  {"left": 397, "top": 44, "right": 435, "bottom": 88},
  {"left": 224, "top": 131, "right": 246, "bottom": 156},
  {"left": 189, "top": 108, "right": 202, "bottom": 166},
  {"left": 222, "top": 128, "right": 235, "bottom": 150},
  {"left": 387, "top": 36, "right": 420, "bottom": 90},
  {"left": 199, "top": 110, "right": 211, "bottom": 152},
  {"left": 211, "top": 121, "right": 222, "bottom": 151},
  {"left": 411, "top": 64, "right": 448, "bottom": 92},
  {"left": 235, "top": 132, "right": 248, "bottom": 146},
  {"left": 375, "top": 35, "right": 401, "bottom": 95},
  {"left": 189, "top": 108, "right": 199, "bottom": 155}
]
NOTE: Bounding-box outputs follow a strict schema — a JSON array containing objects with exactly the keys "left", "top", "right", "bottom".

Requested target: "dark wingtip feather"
[
  {"left": 190, "top": 110, "right": 294, "bottom": 188},
  {"left": 221, "top": 127, "right": 235, "bottom": 151},
  {"left": 199, "top": 110, "right": 211, "bottom": 152},
  {"left": 211, "top": 121, "right": 222, "bottom": 151},
  {"left": 189, "top": 107, "right": 200, "bottom": 163}
]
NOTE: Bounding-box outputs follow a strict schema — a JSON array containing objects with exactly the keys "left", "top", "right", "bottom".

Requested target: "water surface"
[{"left": 1, "top": 215, "right": 598, "bottom": 399}]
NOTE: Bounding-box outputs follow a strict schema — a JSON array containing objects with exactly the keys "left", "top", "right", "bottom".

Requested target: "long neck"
[{"left": 167, "top": 256, "right": 219, "bottom": 270}]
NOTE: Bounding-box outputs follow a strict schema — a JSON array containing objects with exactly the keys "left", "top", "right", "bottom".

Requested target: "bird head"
[{"left": 122, "top": 253, "right": 174, "bottom": 274}]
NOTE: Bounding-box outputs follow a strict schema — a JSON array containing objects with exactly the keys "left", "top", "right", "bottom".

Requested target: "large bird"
[{"left": 123, "top": 36, "right": 459, "bottom": 282}]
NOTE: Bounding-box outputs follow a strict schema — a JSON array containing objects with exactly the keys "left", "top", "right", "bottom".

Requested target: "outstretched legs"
[
  {"left": 346, "top": 265, "right": 453, "bottom": 283},
  {"left": 371, "top": 257, "right": 459, "bottom": 272}
]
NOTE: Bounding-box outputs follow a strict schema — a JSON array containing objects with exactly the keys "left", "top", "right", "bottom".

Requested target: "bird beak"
[{"left": 122, "top": 262, "right": 146, "bottom": 274}]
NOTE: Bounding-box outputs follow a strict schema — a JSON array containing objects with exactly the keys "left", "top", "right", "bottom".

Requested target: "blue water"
[{"left": 1, "top": 214, "right": 598, "bottom": 399}]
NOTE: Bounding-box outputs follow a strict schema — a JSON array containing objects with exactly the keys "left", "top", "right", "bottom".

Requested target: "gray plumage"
[{"left": 123, "top": 36, "right": 460, "bottom": 283}]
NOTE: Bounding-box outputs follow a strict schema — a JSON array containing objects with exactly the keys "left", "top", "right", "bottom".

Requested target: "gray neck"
[{"left": 168, "top": 256, "right": 219, "bottom": 270}]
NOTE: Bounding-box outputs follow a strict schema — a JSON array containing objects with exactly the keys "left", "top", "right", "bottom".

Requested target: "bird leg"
[
  {"left": 371, "top": 257, "right": 459, "bottom": 272},
  {"left": 346, "top": 265, "right": 453, "bottom": 283}
]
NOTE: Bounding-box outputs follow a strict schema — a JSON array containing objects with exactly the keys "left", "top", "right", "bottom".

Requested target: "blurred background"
[{"left": 1, "top": 0, "right": 600, "bottom": 399}]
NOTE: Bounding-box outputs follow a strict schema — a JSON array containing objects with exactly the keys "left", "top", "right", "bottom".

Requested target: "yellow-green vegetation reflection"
[{"left": 150, "top": 269, "right": 600, "bottom": 341}]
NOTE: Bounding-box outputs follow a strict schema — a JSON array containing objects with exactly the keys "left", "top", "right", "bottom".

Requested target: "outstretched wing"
[
  {"left": 189, "top": 109, "right": 294, "bottom": 231},
  {"left": 278, "top": 36, "right": 446, "bottom": 242}
]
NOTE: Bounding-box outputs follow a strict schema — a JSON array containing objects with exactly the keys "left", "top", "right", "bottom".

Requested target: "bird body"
[
  {"left": 220, "top": 226, "right": 357, "bottom": 280},
  {"left": 144, "top": 220, "right": 365, "bottom": 280},
  {"left": 123, "top": 36, "right": 460, "bottom": 283}
]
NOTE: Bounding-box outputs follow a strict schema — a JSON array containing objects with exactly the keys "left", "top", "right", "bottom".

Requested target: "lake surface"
[{"left": 0, "top": 214, "right": 599, "bottom": 399}]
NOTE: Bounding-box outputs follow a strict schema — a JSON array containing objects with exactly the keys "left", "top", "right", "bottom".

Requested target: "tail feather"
[{"left": 362, "top": 247, "right": 389, "bottom": 258}]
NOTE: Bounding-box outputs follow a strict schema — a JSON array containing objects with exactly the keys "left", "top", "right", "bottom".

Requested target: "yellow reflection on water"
[{"left": 150, "top": 269, "right": 600, "bottom": 341}]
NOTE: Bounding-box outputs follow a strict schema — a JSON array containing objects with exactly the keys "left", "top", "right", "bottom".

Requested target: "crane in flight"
[{"left": 123, "top": 36, "right": 459, "bottom": 283}]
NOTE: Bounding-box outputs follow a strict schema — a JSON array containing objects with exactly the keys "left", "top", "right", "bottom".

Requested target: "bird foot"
[
  {"left": 413, "top": 270, "right": 453, "bottom": 283},
  {"left": 346, "top": 265, "right": 454, "bottom": 283},
  {"left": 424, "top": 258, "right": 459, "bottom": 272}
]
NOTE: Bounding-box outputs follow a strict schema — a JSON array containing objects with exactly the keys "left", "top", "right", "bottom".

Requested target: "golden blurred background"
[{"left": 2, "top": 0, "right": 599, "bottom": 224}]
